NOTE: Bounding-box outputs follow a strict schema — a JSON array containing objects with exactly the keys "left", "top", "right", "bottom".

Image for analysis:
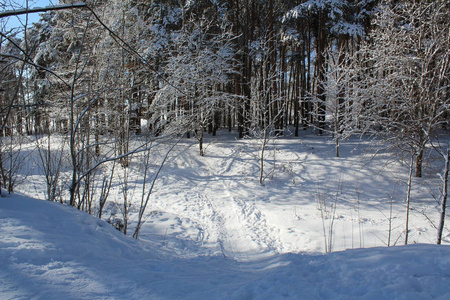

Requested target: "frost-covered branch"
[{"left": 0, "top": 3, "right": 87, "bottom": 19}]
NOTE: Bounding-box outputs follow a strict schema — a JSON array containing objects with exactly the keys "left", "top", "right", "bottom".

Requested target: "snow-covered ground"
[{"left": 1, "top": 131, "right": 450, "bottom": 299}]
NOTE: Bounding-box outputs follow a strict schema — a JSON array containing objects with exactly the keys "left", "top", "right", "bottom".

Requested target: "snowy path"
[
  {"left": 2, "top": 195, "right": 450, "bottom": 299},
  {"left": 3, "top": 132, "right": 450, "bottom": 298},
  {"left": 123, "top": 133, "right": 444, "bottom": 259},
  {"left": 147, "top": 140, "right": 286, "bottom": 260}
]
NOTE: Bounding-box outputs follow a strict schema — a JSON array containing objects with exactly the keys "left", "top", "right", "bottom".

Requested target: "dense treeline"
[
  {"left": 2, "top": 0, "right": 448, "bottom": 140},
  {"left": 2, "top": 1, "right": 380, "bottom": 138}
]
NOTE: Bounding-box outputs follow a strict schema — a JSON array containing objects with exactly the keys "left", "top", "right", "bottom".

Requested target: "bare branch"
[{"left": 0, "top": 3, "right": 87, "bottom": 19}]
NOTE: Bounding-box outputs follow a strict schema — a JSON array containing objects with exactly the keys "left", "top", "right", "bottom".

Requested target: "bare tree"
[
  {"left": 151, "top": 17, "right": 237, "bottom": 156},
  {"left": 352, "top": 0, "right": 450, "bottom": 244},
  {"left": 436, "top": 141, "right": 450, "bottom": 245},
  {"left": 35, "top": 134, "right": 67, "bottom": 202},
  {"left": 357, "top": 0, "right": 449, "bottom": 177},
  {"left": 133, "top": 139, "right": 178, "bottom": 239},
  {"left": 322, "top": 45, "right": 359, "bottom": 157}
]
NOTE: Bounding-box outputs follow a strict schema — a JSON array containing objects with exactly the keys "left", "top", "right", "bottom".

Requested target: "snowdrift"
[{"left": 1, "top": 194, "right": 450, "bottom": 299}]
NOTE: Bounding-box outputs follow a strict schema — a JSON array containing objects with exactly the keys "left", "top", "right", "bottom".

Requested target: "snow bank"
[{"left": 1, "top": 194, "right": 450, "bottom": 299}]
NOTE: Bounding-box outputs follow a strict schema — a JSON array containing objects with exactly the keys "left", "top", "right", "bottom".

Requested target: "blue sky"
[{"left": 2, "top": 0, "right": 56, "bottom": 31}]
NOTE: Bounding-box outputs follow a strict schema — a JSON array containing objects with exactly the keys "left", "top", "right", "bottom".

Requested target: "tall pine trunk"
[{"left": 316, "top": 10, "right": 327, "bottom": 135}]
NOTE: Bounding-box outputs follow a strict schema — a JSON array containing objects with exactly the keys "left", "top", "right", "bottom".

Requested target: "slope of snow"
[
  {"left": 20, "top": 131, "right": 445, "bottom": 257},
  {"left": 1, "top": 194, "right": 450, "bottom": 299},
  {"left": 3, "top": 130, "right": 450, "bottom": 298},
  {"left": 134, "top": 132, "right": 444, "bottom": 257}
]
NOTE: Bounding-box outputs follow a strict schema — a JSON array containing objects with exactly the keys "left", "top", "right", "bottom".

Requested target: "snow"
[
  {"left": 1, "top": 131, "right": 450, "bottom": 299},
  {"left": 283, "top": 0, "right": 345, "bottom": 22},
  {"left": 2, "top": 194, "right": 450, "bottom": 299},
  {"left": 283, "top": 1, "right": 367, "bottom": 38}
]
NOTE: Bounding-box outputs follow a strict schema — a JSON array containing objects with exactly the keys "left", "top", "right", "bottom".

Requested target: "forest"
[{"left": 0, "top": 0, "right": 449, "bottom": 243}]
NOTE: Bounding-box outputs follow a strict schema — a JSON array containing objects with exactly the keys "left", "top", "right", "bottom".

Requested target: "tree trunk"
[
  {"left": 294, "top": 58, "right": 300, "bottom": 137},
  {"left": 415, "top": 148, "right": 423, "bottom": 178},
  {"left": 199, "top": 128, "right": 204, "bottom": 156},
  {"left": 259, "top": 126, "right": 268, "bottom": 185},
  {"left": 316, "top": 10, "right": 327, "bottom": 135},
  {"left": 437, "top": 146, "right": 449, "bottom": 244},
  {"left": 405, "top": 151, "right": 414, "bottom": 245}
]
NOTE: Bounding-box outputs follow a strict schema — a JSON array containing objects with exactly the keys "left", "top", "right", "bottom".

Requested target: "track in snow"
[{"left": 143, "top": 140, "right": 286, "bottom": 260}]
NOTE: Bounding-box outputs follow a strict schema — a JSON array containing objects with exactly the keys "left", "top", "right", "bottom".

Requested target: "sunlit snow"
[{"left": 1, "top": 131, "right": 450, "bottom": 299}]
